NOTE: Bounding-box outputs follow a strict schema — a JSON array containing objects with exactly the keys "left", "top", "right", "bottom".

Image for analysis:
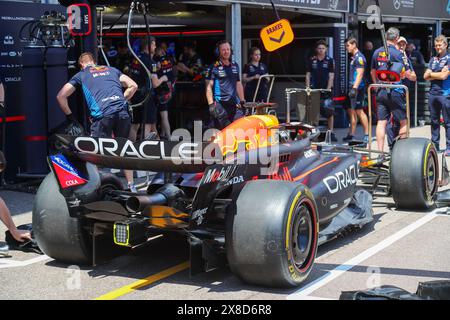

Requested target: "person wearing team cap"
[
  {"left": 370, "top": 28, "right": 416, "bottom": 152},
  {"left": 384, "top": 36, "right": 418, "bottom": 150}
]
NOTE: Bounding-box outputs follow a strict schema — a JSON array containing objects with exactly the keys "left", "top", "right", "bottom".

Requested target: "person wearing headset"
[{"left": 206, "top": 40, "right": 245, "bottom": 129}]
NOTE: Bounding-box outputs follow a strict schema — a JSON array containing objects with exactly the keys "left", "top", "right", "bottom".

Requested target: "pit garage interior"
[
  {"left": 0, "top": 0, "right": 446, "bottom": 181},
  {"left": 1, "top": 0, "right": 352, "bottom": 181}
]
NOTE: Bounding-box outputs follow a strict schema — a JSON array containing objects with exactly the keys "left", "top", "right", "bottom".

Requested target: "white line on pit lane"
[
  {"left": 0, "top": 255, "right": 50, "bottom": 269},
  {"left": 0, "top": 259, "right": 20, "bottom": 265},
  {"left": 287, "top": 208, "right": 446, "bottom": 300}
]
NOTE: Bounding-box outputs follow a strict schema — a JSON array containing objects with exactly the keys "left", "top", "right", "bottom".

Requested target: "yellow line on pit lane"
[{"left": 95, "top": 261, "right": 190, "bottom": 300}]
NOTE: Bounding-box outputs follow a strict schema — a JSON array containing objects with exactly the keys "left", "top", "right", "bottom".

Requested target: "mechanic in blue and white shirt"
[
  {"left": 424, "top": 35, "right": 450, "bottom": 155},
  {"left": 371, "top": 27, "right": 415, "bottom": 152},
  {"left": 56, "top": 52, "right": 138, "bottom": 191},
  {"left": 206, "top": 40, "right": 245, "bottom": 129},
  {"left": 344, "top": 37, "right": 369, "bottom": 144},
  {"left": 306, "top": 40, "right": 337, "bottom": 142}
]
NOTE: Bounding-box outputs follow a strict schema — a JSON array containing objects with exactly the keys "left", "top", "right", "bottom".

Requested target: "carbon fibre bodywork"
[{"left": 41, "top": 116, "right": 376, "bottom": 280}]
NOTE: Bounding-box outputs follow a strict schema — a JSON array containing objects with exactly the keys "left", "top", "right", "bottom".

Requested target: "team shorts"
[
  {"left": 344, "top": 88, "right": 365, "bottom": 110},
  {"left": 91, "top": 109, "right": 131, "bottom": 138},
  {"left": 376, "top": 89, "right": 407, "bottom": 122}
]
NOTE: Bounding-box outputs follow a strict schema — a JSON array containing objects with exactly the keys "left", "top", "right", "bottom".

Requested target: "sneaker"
[
  {"left": 128, "top": 183, "right": 137, "bottom": 193},
  {"left": 377, "top": 154, "right": 386, "bottom": 163},
  {"left": 343, "top": 134, "right": 354, "bottom": 142},
  {"left": 363, "top": 135, "right": 369, "bottom": 144},
  {"left": 0, "top": 244, "right": 11, "bottom": 258},
  {"left": 435, "top": 144, "right": 443, "bottom": 152}
]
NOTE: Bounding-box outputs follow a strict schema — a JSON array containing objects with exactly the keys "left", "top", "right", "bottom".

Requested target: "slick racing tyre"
[
  {"left": 33, "top": 173, "right": 93, "bottom": 264},
  {"left": 33, "top": 167, "right": 125, "bottom": 264},
  {"left": 391, "top": 138, "right": 438, "bottom": 210},
  {"left": 226, "top": 180, "right": 318, "bottom": 288}
]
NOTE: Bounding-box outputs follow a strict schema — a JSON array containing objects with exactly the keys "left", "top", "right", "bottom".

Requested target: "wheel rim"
[
  {"left": 426, "top": 152, "right": 437, "bottom": 196},
  {"left": 291, "top": 203, "right": 313, "bottom": 271}
]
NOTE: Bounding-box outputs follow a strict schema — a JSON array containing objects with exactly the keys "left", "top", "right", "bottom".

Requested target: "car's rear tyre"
[
  {"left": 391, "top": 138, "right": 438, "bottom": 210},
  {"left": 226, "top": 180, "right": 318, "bottom": 288},
  {"left": 33, "top": 173, "right": 93, "bottom": 264},
  {"left": 33, "top": 166, "right": 123, "bottom": 265}
]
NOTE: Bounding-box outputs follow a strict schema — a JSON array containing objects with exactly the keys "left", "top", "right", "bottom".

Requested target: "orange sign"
[{"left": 260, "top": 19, "right": 294, "bottom": 52}]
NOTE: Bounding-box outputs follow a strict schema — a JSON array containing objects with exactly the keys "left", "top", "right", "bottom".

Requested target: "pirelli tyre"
[
  {"left": 32, "top": 164, "right": 121, "bottom": 265},
  {"left": 390, "top": 138, "right": 438, "bottom": 210},
  {"left": 226, "top": 180, "right": 318, "bottom": 288},
  {"left": 33, "top": 172, "right": 93, "bottom": 264}
]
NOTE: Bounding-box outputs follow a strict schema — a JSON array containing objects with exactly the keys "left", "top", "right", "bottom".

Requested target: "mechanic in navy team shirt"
[
  {"left": 177, "top": 42, "right": 204, "bottom": 82},
  {"left": 306, "top": 40, "right": 337, "bottom": 142},
  {"left": 424, "top": 35, "right": 450, "bottom": 155},
  {"left": 57, "top": 52, "right": 138, "bottom": 191},
  {"left": 385, "top": 36, "right": 418, "bottom": 151},
  {"left": 344, "top": 37, "right": 369, "bottom": 144},
  {"left": 370, "top": 27, "right": 415, "bottom": 152},
  {"left": 206, "top": 40, "right": 245, "bottom": 129},
  {"left": 242, "top": 47, "right": 269, "bottom": 102}
]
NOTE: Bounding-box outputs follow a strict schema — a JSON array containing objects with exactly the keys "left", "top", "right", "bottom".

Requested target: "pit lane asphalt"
[{"left": 1, "top": 125, "right": 450, "bottom": 300}]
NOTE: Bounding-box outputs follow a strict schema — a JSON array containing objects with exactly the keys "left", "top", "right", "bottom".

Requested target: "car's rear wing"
[
  {"left": 55, "top": 134, "right": 223, "bottom": 174},
  {"left": 54, "top": 134, "right": 313, "bottom": 174}
]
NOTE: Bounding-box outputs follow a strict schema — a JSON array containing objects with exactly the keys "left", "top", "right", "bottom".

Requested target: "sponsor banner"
[
  {"left": 358, "top": 0, "right": 450, "bottom": 20},
  {"left": 49, "top": 154, "right": 87, "bottom": 189},
  {"left": 221, "top": 0, "right": 349, "bottom": 12},
  {"left": 0, "top": 1, "right": 65, "bottom": 180}
]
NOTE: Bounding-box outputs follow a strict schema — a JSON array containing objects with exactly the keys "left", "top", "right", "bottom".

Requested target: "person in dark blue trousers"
[{"left": 424, "top": 35, "right": 450, "bottom": 155}]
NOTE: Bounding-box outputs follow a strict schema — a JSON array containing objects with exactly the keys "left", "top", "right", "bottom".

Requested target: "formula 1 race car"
[{"left": 32, "top": 105, "right": 449, "bottom": 288}]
